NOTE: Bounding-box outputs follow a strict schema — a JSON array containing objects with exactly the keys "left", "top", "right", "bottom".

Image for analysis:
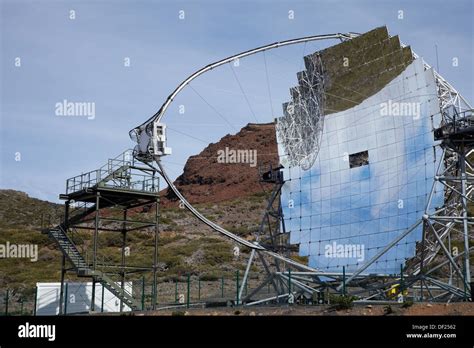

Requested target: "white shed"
[{"left": 35, "top": 282, "right": 132, "bottom": 315}]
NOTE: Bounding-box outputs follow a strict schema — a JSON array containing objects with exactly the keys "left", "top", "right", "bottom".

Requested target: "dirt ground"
[{"left": 137, "top": 302, "right": 474, "bottom": 316}]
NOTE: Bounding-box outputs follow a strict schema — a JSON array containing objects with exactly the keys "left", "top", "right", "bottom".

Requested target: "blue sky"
[{"left": 1, "top": 0, "right": 472, "bottom": 202}]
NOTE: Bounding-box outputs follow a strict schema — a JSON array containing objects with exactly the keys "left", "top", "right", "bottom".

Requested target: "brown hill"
[
  {"left": 0, "top": 189, "right": 62, "bottom": 229},
  {"left": 164, "top": 122, "right": 279, "bottom": 204}
]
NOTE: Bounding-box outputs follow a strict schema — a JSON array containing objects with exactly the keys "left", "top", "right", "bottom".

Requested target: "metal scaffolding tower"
[{"left": 43, "top": 149, "right": 161, "bottom": 313}]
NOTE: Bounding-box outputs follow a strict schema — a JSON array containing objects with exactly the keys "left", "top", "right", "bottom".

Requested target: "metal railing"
[
  {"left": 443, "top": 107, "right": 474, "bottom": 132},
  {"left": 65, "top": 149, "right": 158, "bottom": 194},
  {"left": 66, "top": 169, "right": 104, "bottom": 194}
]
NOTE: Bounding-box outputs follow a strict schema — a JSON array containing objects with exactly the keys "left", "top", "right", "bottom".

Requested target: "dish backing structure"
[
  {"left": 274, "top": 27, "right": 473, "bottom": 303},
  {"left": 46, "top": 27, "right": 472, "bottom": 310},
  {"left": 129, "top": 26, "right": 472, "bottom": 304},
  {"left": 278, "top": 27, "right": 441, "bottom": 275}
]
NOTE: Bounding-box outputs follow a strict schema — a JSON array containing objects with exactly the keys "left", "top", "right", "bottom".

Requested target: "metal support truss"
[
  {"left": 127, "top": 31, "right": 472, "bottom": 305},
  {"left": 333, "top": 108, "right": 474, "bottom": 302},
  {"left": 49, "top": 150, "right": 162, "bottom": 313}
]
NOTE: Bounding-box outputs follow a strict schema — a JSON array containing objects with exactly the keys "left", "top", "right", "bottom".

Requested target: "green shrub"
[
  {"left": 102, "top": 233, "right": 122, "bottom": 247},
  {"left": 160, "top": 216, "right": 174, "bottom": 225},
  {"left": 199, "top": 273, "right": 220, "bottom": 281},
  {"left": 225, "top": 225, "right": 250, "bottom": 237},
  {"left": 384, "top": 305, "right": 393, "bottom": 314},
  {"left": 329, "top": 294, "right": 356, "bottom": 310}
]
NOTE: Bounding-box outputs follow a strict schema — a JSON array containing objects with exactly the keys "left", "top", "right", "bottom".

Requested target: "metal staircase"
[
  {"left": 43, "top": 150, "right": 160, "bottom": 312},
  {"left": 47, "top": 225, "right": 141, "bottom": 310},
  {"left": 49, "top": 227, "right": 88, "bottom": 271}
]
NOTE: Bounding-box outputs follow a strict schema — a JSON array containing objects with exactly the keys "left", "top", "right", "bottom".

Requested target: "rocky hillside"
[
  {"left": 0, "top": 190, "right": 64, "bottom": 298},
  {"left": 0, "top": 122, "right": 281, "bottom": 307},
  {"left": 0, "top": 189, "right": 271, "bottom": 308},
  {"left": 165, "top": 122, "right": 279, "bottom": 204},
  {"left": 0, "top": 190, "right": 62, "bottom": 229}
]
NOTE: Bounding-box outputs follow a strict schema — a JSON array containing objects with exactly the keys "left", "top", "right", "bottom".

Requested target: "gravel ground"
[{"left": 137, "top": 302, "right": 474, "bottom": 316}]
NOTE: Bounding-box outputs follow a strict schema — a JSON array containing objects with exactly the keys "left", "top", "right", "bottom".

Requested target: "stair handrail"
[
  {"left": 51, "top": 225, "right": 87, "bottom": 268},
  {"left": 98, "top": 272, "right": 139, "bottom": 308},
  {"left": 68, "top": 226, "right": 87, "bottom": 258}
]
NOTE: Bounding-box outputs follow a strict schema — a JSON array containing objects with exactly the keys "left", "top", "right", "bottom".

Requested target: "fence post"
[
  {"left": 221, "top": 276, "right": 224, "bottom": 298},
  {"left": 64, "top": 283, "right": 68, "bottom": 315},
  {"left": 101, "top": 285, "right": 105, "bottom": 313},
  {"left": 400, "top": 264, "right": 404, "bottom": 295},
  {"left": 150, "top": 281, "right": 153, "bottom": 306},
  {"left": 141, "top": 277, "right": 145, "bottom": 310},
  {"left": 235, "top": 270, "right": 240, "bottom": 306},
  {"left": 198, "top": 277, "right": 201, "bottom": 300},
  {"left": 175, "top": 280, "right": 178, "bottom": 304},
  {"left": 186, "top": 274, "right": 190, "bottom": 309},
  {"left": 33, "top": 286, "right": 37, "bottom": 316},
  {"left": 342, "top": 266, "right": 346, "bottom": 296},
  {"left": 5, "top": 289, "right": 9, "bottom": 316}
]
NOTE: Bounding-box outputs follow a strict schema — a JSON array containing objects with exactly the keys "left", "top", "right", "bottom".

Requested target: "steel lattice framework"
[
  {"left": 277, "top": 54, "right": 326, "bottom": 170},
  {"left": 127, "top": 30, "right": 472, "bottom": 306}
]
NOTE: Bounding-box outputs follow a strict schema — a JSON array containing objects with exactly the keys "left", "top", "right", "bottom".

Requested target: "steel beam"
[{"left": 337, "top": 220, "right": 421, "bottom": 290}]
